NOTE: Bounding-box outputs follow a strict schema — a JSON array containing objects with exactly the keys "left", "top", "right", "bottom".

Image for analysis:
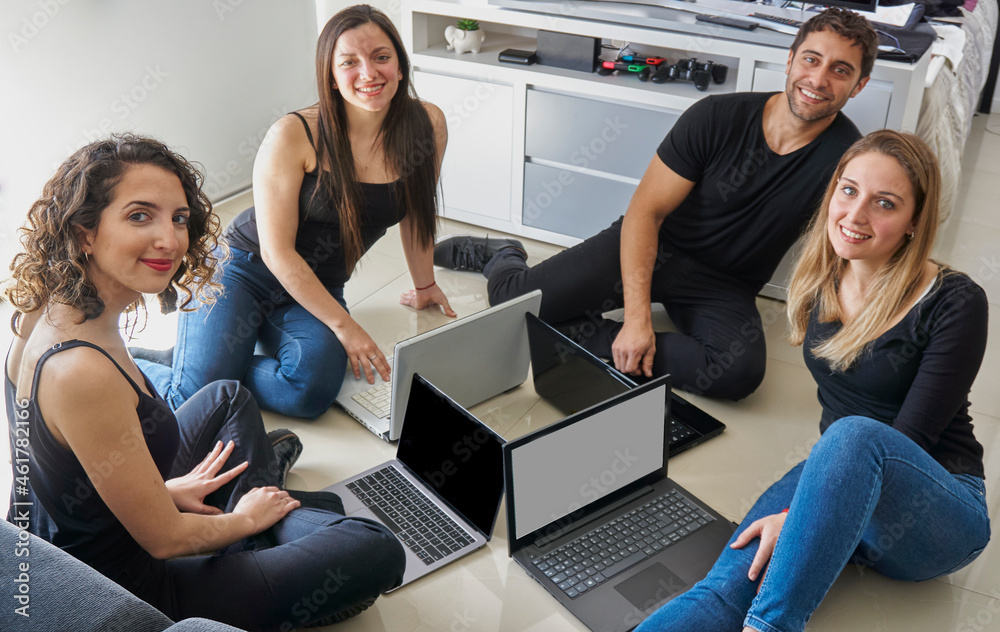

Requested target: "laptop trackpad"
[{"left": 613, "top": 563, "right": 687, "bottom": 611}]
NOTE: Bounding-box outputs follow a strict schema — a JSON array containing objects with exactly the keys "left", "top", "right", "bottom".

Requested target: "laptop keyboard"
[
  {"left": 352, "top": 381, "right": 391, "bottom": 418},
  {"left": 531, "top": 489, "right": 715, "bottom": 599},
  {"left": 669, "top": 418, "right": 696, "bottom": 447},
  {"left": 347, "top": 465, "right": 475, "bottom": 565}
]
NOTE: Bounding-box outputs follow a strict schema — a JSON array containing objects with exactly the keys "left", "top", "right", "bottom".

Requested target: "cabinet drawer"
[
  {"left": 525, "top": 90, "right": 679, "bottom": 179},
  {"left": 522, "top": 162, "right": 636, "bottom": 239}
]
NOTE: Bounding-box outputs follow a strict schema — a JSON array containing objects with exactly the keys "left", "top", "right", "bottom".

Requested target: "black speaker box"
[{"left": 536, "top": 30, "right": 601, "bottom": 73}]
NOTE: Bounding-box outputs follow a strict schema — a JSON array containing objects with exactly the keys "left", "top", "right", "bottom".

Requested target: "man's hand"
[{"left": 612, "top": 320, "right": 656, "bottom": 378}]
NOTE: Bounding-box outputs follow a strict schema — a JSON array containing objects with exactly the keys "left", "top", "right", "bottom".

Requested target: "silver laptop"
[
  {"left": 324, "top": 374, "right": 506, "bottom": 588},
  {"left": 335, "top": 290, "right": 542, "bottom": 441},
  {"left": 504, "top": 376, "right": 735, "bottom": 631}
]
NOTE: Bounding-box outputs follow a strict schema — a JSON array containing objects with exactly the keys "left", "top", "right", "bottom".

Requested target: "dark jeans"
[
  {"left": 142, "top": 381, "right": 405, "bottom": 631},
  {"left": 140, "top": 247, "right": 350, "bottom": 419},
  {"left": 486, "top": 217, "right": 766, "bottom": 399}
]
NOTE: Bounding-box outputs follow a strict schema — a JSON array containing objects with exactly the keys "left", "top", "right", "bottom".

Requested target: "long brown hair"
[
  {"left": 314, "top": 4, "right": 439, "bottom": 272},
  {"left": 6, "top": 134, "right": 223, "bottom": 334},
  {"left": 786, "top": 130, "right": 942, "bottom": 371}
]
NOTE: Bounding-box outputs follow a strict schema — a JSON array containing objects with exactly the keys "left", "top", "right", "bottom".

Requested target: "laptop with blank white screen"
[
  {"left": 323, "top": 374, "right": 505, "bottom": 588},
  {"left": 525, "top": 313, "right": 725, "bottom": 455},
  {"left": 335, "top": 290, "right": 542, "bottom": 441},
  {"left": 503, "top": 376, "right": 735, "bottom": 632}
]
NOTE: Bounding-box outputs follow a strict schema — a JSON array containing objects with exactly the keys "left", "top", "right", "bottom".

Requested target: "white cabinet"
[
  {"left": 404, "top": 0, "right": 929, "bottom": 250},
  {"left": 415, "top": 70, "right": 515, "bottom": 225}
]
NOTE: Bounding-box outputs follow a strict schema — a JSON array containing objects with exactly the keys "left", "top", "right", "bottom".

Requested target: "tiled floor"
[{"left": 3, "top": 112, "right": 1000, "bottom": 630}]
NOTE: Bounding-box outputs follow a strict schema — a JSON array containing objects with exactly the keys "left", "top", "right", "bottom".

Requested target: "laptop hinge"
[{"left": 535, "top": 485, "right": 653, "bottom": 549}]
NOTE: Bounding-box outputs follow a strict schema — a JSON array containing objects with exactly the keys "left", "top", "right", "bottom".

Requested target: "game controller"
[
  {"left": 651, "top": 58, "right": 728, "bottom": 91},
  {"left": 599, "top": 60, "right": 652, "bottom": 82}
]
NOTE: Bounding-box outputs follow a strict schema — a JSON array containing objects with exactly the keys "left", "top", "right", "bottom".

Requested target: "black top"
[
  {"left": 224, "top": 112, "right": 406, "bottom": 288},
  {"left": 804, "top": 272, "right": 988, "bottom": 478},
  {"left": 5, "top": 340, "right": 178, "bottom": 590},
  {"left": 657, "top": 92, "right": 861, "bottom": 292}
]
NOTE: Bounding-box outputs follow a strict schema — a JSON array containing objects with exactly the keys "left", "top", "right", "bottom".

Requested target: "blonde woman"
[{"left": 637, "top": 130, "right": 989, "bottom": 631}]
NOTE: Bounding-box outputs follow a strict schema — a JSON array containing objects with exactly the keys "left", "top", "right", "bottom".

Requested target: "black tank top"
[
  {"left": 224, "top": 111, "right": 406, "bottom": 288},
  {"left": 5, "top": 340, "right": 179, "bottom": 587}
]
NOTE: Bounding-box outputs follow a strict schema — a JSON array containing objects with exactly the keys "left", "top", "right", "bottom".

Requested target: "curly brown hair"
[{"left": 6, "top": 134, "right": 224, "bottom": 335}]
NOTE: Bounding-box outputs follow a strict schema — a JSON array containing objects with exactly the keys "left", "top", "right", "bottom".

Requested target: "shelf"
[{"left": 414, "top": 37, "right": 739, "bottom": 111}]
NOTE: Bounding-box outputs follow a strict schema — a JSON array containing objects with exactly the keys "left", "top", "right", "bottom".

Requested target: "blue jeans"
[
  {"left": 140, "top": 248, "right": 349, "bottom": 419},
  {"left": 636, "top": 416, "right": 990, "bottom": 632}
]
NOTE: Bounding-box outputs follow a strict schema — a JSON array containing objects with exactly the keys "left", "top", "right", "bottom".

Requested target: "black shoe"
[
  {"left": 433, "top": 234, "right": 526, "bottom": 272},
  {"left": 130, "top": 346, "right": 174, "bottom": 367},
  {"left": 268, "top": 428, "right": 303, "bottom": 489}
]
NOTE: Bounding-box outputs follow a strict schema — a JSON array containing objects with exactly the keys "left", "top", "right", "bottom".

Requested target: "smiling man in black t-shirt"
[{"left": 435, "top": 8, "right": 879, "bottom": 400}]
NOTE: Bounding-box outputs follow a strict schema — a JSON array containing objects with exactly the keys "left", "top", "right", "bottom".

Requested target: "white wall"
[
  {"left": 315, "top": 0, "right": 401, "bottom": 33},
  {"left": 1, "top": 1, "right": 318, "bottom": 268}
]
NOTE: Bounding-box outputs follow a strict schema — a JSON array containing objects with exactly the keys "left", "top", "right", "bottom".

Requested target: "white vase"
[{"left": 444, "top": 25, "right": 486, "bottom": 54}]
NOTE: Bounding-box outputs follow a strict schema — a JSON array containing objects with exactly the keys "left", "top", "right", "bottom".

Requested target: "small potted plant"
[{"left": 445, "top": 18, "right": 486, "bottom": 54}]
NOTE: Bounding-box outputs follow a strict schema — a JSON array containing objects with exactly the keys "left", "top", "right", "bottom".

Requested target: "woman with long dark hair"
[
  {"left": 636, "top": 130, "right": 990, "bottom": 631},
  {"left": 137, "top": 4, "right": 453, "bottom": 418},
  {"left": 5, "top": 135, "right": 404, "bottom": 630}
]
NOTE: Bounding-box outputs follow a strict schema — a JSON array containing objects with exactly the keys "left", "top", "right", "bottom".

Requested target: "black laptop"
[
  {"left": 503, "top": 376, "right": 735, "bottom": 631},
  {"left": 323, "top": 374, "right": 505, "bottom": 588},
  {"left": 526, "top": 313, "right": 726, "bottom": 455}
]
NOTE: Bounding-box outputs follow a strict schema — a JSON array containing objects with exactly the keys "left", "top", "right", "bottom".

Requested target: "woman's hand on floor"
[
  {"left": 730, "top": 511, "right": 788, "bottom": 586},
  {"left": 166, "top": 440, "right": 249, "bottom": 515},
  {"left": 399, "top": 283, "right": 457, "bottom": 317},
  {"left": 233, "top": 486, "right": 301, "bottom": 533}
]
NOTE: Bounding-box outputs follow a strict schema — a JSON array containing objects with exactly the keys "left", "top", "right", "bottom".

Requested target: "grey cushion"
[{"left": 0, "top": 520, "right": 242, "bottom": 631}]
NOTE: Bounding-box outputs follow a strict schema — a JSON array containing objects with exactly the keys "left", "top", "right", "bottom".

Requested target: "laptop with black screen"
[
  {"left": 323, "top": 374, "right": 505, "bottom": 588},
  {"left": 525, "top": 313, "right": 725, "bottom": 455},
  {"left": 503, "top": 377, "right": 735, "bottom": 631}
]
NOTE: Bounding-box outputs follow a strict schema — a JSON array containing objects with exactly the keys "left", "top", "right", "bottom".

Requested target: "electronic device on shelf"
[
  {"left": 598, "top": 60, "right": 653, "bottom": 81},
  {"left": 650, "top": 58, "right": 728, "bottom": 91},
  {"left": 695, "top": 13, "right": 759, "bottom": 30}
]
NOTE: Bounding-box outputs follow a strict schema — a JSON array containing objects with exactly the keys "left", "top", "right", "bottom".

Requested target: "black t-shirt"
[
  {"left": 224, "top": 172, "right": 405, "bottom": 289},
  {"left": 657, "top": 92, "right": 861, "bottom": 291},
  {"left": 804, "top": 272, "right": 988, "bottom": 478}
]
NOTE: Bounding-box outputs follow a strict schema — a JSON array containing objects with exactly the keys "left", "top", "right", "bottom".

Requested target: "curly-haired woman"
[
  {"left": 5, "top": 135, "right": 404, "bottom": 630},
  {"left": 135, "top": 5, "right": 454, "bottom": 418}
]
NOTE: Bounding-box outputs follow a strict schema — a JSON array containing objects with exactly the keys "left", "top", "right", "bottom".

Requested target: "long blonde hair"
[{"left": 786, "top": 130, "right": 942, "bottom": 371}]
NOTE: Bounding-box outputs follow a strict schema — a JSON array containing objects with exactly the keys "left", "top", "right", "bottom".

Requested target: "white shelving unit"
[{"left": 403, "top": 0, "right": 931, "bottom": 252}]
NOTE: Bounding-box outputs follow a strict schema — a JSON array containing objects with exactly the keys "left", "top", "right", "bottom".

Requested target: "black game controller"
[{"left": 651, "top": 58, "right": 728, "bottom": 91}]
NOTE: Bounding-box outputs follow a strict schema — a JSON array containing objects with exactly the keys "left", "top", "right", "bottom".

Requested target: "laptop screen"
[
  {"left": 507, "top": 382, "right": 667, "bottom": 540},
  {"left": 526, "top": 314, "right": 635, "bottom": 415},
  {"left": 397, "top": 375, "right": 506, "bottom": 537}
]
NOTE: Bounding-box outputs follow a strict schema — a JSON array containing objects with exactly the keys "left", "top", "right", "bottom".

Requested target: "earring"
[
  {"left": 906, "top": 232, "right": 914, "bottom": 241},
  {"left": 398, "top": 72, "right": 402, "bottom": 80}
]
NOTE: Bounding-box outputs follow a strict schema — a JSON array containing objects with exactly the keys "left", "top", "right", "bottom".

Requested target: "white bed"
[{"left": 917, "top": 0, "right": 998, "bottom": 219}]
